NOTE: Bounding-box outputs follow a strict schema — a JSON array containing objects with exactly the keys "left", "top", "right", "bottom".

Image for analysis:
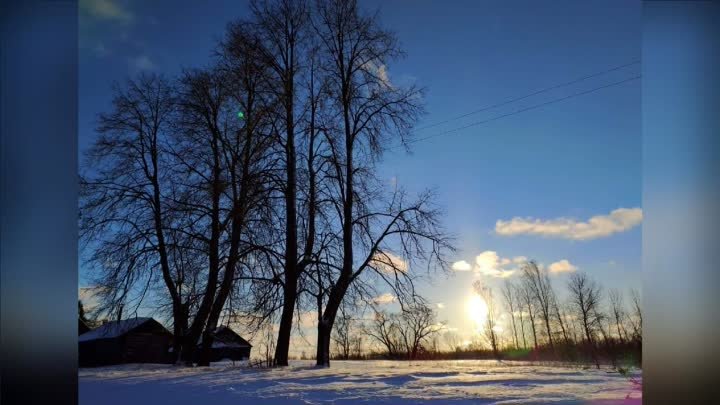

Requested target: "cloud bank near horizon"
[{"left": 495, "top": 207, "right": 642, "bottom": 241}]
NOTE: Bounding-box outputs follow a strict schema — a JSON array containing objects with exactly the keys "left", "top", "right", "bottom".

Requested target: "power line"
[
  {"left": 392, "top": 75, "right": 640, "bottom": 149},
  {"left": 415, "top": 60, "right": 640, "bottom": 132}
]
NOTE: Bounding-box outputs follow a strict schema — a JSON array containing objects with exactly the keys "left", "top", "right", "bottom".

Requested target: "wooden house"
[
  {"left": 79, "top": 317, "right": 173, "bottom": 367},
  {"left": 197, "top": 325, "right": 252, "bottom": 362}
]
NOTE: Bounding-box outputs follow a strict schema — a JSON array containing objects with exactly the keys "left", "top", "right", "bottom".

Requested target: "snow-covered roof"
[
  {"left": 79, "top": 317, "right": 156, "bottom": 342},
  {"left": 196, "top": 325, "right": 252, "bottom": 348}
]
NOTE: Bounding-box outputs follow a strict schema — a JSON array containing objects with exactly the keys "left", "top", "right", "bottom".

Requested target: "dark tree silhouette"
[
  {"left": 80, "top": 74, "right": 186, "bottom": 359},
  {"left": 521, "top": 261, "right": 557, "bottom": 350},
  {"left": 567, "top": 272, "right": 603, "bottom": 368},
  {"left": 309, "top": 0, "right": 453, "bottom": 367}
]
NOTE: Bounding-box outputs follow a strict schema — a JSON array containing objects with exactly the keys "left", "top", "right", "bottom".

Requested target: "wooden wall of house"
[
  {"left": 123, "top": 332, "right": 172, "bottom": 364},
  {"left": 79, "top": 320, "right": 173, "bottom": 367},
  {"left": 207, "top": 347, "right": 251, "bottom": 362},
  {"left": 79, "top": 339, "right": 124, "bottom": 367}
]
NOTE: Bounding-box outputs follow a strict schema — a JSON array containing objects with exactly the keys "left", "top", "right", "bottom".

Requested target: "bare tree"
[
  {"left": 309, "top": 0, "right": 452, "bottom": 367},
  {"left": 332, "top": 304, "right": 353, "bottom": 359},
  {"left": 443, "top": 331, "right": 461, "bottom": 352},
  {"left": 258, "top": 319, "right": 277, "bottom": 367},
  {"left": 629, "top": 287, "right": 642, "bottom": 342},
  {"left": 366, "top": 310, "right": 403, "bottom": 358},
  {"left": 367, "top": 303, "right": 441, "bottom": 360},
  {"left": 79, "top": 74, "right": 187, "bottom": 359},
  {"left": 169, "top": 60, "right": 276, "bottom": 366},
  {"left": 551, "top": 293, "right": 571, "bottom": 345},
  {"left": 567, "top": 272, "right": 603, "bottom": 345},
  {"left": 81, "top": 0, "right": 452, "bottom": 370},
  {"left": 567, "top": 272, "right": 603, "bottom": 368},
  {"left": 474, "top": 281, "right": 500, "bottom": 358},
  {"left": 241, "top": 0, "right": 315, "bottom": 368},
  {"left": 521, "top": 261, "right": 556, "bottom": 349},
  {"left": 231, "top": 0, "right": 342, "bottom": 367},
  {"left": 608, "top": 289, "right": 629, "bottom": 343},
  {"left": 520, "top": 282, "right": 539, "bottom": 350},
  {"left": 501, "top": 281, "right": 520, "bottom": 349},
  {"left": 397, "top": 303, "right": 442, "bottom": 360},
  {"left": 350, "top": 331, "right": 364, "bottom": 359}
]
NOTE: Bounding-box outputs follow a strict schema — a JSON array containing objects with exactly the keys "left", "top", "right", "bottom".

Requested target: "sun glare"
[{"left": 465, "top": 294, "right": 489, "bottom": 333}]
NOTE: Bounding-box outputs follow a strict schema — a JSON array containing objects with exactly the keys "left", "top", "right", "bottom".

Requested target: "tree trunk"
[
  {"left": 555, "top": 306, "right": 570, "bottom": 345},
  {"left": 527, "top": 303, "right": 538, "bottom": 350},
  {"left": 172, "top": 302, "right": 189, "bottom": 364},
  {"left": 316, "top": 320, "right": 332, "bottom": 367},
  {"left": 315, "top": 280, "right": 347, "bottom": 367},
  {"left": 518, "top": 311, "right": 528, "bottom": 349},
  {"left": 314, "top": 81, "right": 353, "bottom": 369},
  {"left": 181, "top": 149, "right": 222, "bottom": 365},
  {"left": 275, "top": 67, "right": 298, "bottom": 366},
  {"left": 509, "top": 312, "right": 519, "bottom": 349},
  {"left": 543, "top": 314, "right": 554, "bottom": 349},
  {"left": 274, "top": 276, "right": 297, "bottom": 366}
]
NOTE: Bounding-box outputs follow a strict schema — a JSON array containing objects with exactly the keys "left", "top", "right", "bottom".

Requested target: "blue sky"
[{"left": 79, "top": 0, "right": 641, "bottom": 346}]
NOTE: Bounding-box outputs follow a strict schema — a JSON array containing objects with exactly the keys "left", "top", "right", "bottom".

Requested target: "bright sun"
[{"left": 465, "top": 294, "right": 489, "bottom": 333}]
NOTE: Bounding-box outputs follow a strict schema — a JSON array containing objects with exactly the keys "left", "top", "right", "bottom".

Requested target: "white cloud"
[
  {"left": 372, "top": 293, "right": 396, "bottom": 305},
  {"left": 437, "top": 303, "right": 445, "bottom": 309},
  {"left": 452, "top": 260, "right": 472, "bottom": 271},
  {"left": 80, "top": 0, "right": 133, "bottom": 23},
  {"left": 455, "top": 251, "right": 577, "bottom": 279},
  {"left": 363, "top": 60, "right": 393, "bottom": 89},
  {"left": 130, "top": 55, "right": 156, "bottom": 71},
  {"left": 474, "top": 251, "right": 517, "bottom": 278},
  {"left": 495, "top": 207, "right": 643, "bottom": 241},
  {"left": 548, "top": 259, "right": 578, "bottom": 274},
  {"left": 370, "top": 251, "right": 408, "bottom": 274},
  {"left": 512, "top": 256, "right": 528, "bottom": 264},
  {"left": 376, "top": 64, "right": 391, "bottom": 88}
]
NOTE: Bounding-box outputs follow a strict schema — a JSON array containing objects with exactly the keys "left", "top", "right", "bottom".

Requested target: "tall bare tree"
[
  {"left": 567, "top": 272, "right": 603, "bottom": 345},
  {"left": 501, "top": 280, "right": 520, "bottom": 349},
  {"left": 247, "top": 0, "right": 311, "bottom": 367},
  {"left": 551, "top": 293, "right": 571, "bottom": 345},
  {"left": 169, "top": 59, "right": 276, "bottom": 365},
  {"left": 567, "top": 272, "right": 603, "bottom": 368},
  {"left": 396, "top": 303, "right": 441, "bottom": 360},
  {"left": 608, "top": 289, "right": 629, "bottom": 343},
  {"left": 366, "top": 310, "right": 403, "bottom": 358},
  {"left": 80, "top": 74, "right": 187, "bottom": 358},
  {"left": 629, "top": 287, "right": 642, "bottom": 342},
  {"left": 309, "top": 0, "right": 452, "bottom": 367},
  {"left": 474, "top": 281, "right": 500, "bottom": 358},
  {"left": 521, "top": 261, "right": 556, "bottom": 349},
  {"left": 367, "top": 303, "right": 440, "bottom": 360},
  {"left": 520, "top": 282, "right": 539, "bottom": 350}
]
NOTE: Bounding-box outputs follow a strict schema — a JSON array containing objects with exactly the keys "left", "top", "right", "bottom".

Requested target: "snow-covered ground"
[{"left": 79, "top": 360, "right": 641, "bottom": 404}]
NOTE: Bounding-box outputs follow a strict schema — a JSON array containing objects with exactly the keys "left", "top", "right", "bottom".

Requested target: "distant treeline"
[
  {"left": 322, "top": 340, "right": 641, "bottom": 368},
  {"left": 323, "top": 262, "right": 642, "bottom": 369}
]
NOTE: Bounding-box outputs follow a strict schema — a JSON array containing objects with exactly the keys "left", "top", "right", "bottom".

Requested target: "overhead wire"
[
  {"left": 414, "top": 60, "right": 640, "bottom": 132},
  {"left": 389, "top": 74, "right": 640, "bottom": 150}
]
